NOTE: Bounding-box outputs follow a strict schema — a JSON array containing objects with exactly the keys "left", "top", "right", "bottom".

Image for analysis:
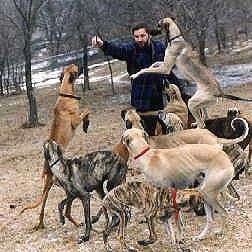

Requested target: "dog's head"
[
  {"left": 122, "top": 128, "right": 149, "bottom": 151},
  {"left": 158, "top": 17, "right": 175, "bottom": 32},
  {"left": 165, "top": 83, "right": 181, "bottom": 99},
  {"left": 43, "top": 139, "right": 63, "bottom": 163},
  {"left": 227, "top": 107, "right": 240, "bottom": 120},
  {"left": 121, "top": 109, "right": 145, "bottom": 130},
  {"left": 59, "top": 64, "right": 79, "bottom": 84}
]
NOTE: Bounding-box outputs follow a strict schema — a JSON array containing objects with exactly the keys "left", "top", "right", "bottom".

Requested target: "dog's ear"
[
  {"left": 121, "top": 109, "right": 127, "bottom": 121},
  {"left": 140, "top": 119, "right": 147, "bottom": 131},
  {"left": 143, "top": 131, "right": 150, "bottom": 144},
  {"left": 43, "top": 141, "right": 51, "bottom": 161},
  {"left": 69, "top": 72, "right": 78, "bottom": 83},
  {"left": 122, "top": 135, "right": 130, "bottom": 146},
  {"left": 59, "top": 72, "right": 64, "bottom": 83}
]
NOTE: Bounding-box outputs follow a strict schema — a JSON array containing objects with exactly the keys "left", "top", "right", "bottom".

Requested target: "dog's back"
[
  {"left": 68, "top": 150, "right": 128, "bottom": 192},
  {"left": 103, "top": 181, "right": 171, "bottom": 217}
]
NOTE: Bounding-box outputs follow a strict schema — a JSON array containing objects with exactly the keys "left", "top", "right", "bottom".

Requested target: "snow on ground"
[{"left": 31, "top": 60, "right": 252, "bottom": 90}]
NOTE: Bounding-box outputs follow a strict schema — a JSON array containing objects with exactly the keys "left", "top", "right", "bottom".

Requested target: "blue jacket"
[{"left": 102, "top": 39, "right": 179, "bottom": 111}]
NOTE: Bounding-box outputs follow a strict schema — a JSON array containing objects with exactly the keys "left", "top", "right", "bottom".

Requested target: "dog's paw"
[
  {"left": 130, "top": 73, "right": 138, "bottom": 79},
  {"left": 33, "top": 222, "right": 45, "bottom": 231},
  {"left": 137, "top": 239, "right": 155, "bottom": 246},
  {"left": 59, "top": 216, "right": 65, "bottom": 225},
  {"left": 77, "top": 234, "right": 90, "bottom": 244},
  {"left": 91, "top": 215, "right": 99, "bottom": 224}
]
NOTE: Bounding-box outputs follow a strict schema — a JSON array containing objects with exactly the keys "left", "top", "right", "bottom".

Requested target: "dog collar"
[
  {"left": 59, "top": 93, "right": 81, "bottom": 100},
  {"left": 134, "top": 146, "right": 150, "bottom": 160},
  {"left": 167, "top": 34, "right": 182, "bottom": 45},
  {"left": 48, "top": 158, "right": 61, "bottom": 169},
  {"left": 171, "top": 188, "right": 180, "bottom": 221}
]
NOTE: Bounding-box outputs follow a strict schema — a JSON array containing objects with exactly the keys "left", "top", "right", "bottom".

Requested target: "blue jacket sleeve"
[{"left": 101, "top": 41, "right": 134, "bottom": 61}]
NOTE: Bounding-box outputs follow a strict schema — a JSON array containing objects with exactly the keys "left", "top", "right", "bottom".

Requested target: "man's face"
[{"left": 133, "top": 28, "right": 150, "bottom": 47}]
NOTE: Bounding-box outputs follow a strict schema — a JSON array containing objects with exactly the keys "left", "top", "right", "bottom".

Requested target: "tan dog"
[
  {"left": 122, "top": 128, "right": 234, "bottom": 241},
  {"left": 20, "top": 64, "right": 90, "bottom": 229},
  {"left": 163, "top": 84, "right": 188, "bottom": 128},
  {"left": 131, "top": 17, "right": 252, "bottom": 128},
  {"left": 122, "top": 108, "right": 249, "bottom": 149}
]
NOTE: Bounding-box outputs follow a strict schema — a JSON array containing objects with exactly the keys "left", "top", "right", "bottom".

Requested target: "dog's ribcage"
[
  {"left": 103, "top": 181, "right": 171, "bottom": 217},
  {"left": 59, "top": 150, "right": 127, "bottom": 194}
]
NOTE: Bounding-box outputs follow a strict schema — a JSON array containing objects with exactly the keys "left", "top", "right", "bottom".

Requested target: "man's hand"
[
  {"left": 91, "top": 36, "right": 104, "bottom": 48},
  {"left": 130, "top": 73, "right": 140, "bottom": 79}
]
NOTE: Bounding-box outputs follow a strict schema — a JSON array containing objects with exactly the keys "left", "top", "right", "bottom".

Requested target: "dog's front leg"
[
  {"left": 131, "top": 47, "right": 177, "bottom": 79},
  {"left": 78, "top": 194, "right": 91, "bottom": 243},
  {"left": 118, "top": 212, "right": 137, "bottom": 252}
]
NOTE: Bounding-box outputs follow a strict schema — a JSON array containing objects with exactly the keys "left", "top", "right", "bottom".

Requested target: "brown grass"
[{"left": 0, "top": 60, "right": 251, "bottom": 251}]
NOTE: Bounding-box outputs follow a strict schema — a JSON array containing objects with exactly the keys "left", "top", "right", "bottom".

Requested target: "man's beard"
[{"left": 137, "top": 38, "right": 150, "bottom": 48}]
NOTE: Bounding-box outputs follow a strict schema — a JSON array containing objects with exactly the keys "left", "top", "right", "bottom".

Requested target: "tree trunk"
[
  {"left": 214, "top": 14, "right": 221, "bottom": 54},
  {"left": 198, "top": 31, "right": 207, "bottom": 65},
  {"left": 107, "top": 57, "right": 115, "bottom": 95},
  {"left": 23, "top": 35, "right": 39, "bottom": 127},
  {"left": 82, "top": 35, "right": 90, "bottom": 91}
]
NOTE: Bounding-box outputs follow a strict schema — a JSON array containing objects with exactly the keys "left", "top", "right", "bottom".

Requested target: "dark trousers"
[{"left": 139, "top": 115, "right": 157, "bottom": 136}]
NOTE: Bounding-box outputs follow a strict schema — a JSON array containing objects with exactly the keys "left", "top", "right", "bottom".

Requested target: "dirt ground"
[{"left": 0, "top": 76, "right": 252, "bottom": 252}]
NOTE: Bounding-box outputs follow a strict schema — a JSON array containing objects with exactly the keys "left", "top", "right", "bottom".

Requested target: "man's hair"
[{"left": 131, "top": 23, "right": 150, "bottom": 34}]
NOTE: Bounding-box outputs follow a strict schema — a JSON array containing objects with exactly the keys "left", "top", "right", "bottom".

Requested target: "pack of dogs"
[{"left": 16, "top": 16, "right": 252, "bottom": 251}]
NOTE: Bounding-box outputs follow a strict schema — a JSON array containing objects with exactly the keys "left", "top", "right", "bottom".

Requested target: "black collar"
[
  {"left": 48, "top": 158, "right": 61, "bottom": 169},
  {"left": 59, "top": 93, "right": 81, "bottom": 100},
  {"left": 166, "top": 34, "right": 182, "bottom": 45}
]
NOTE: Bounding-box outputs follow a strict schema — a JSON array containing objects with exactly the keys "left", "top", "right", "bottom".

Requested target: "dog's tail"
[
  {"left": 18, "top": 169, "right": 49, "bottom": 215},
  {"left": 217, "top": 118, "right": 249, "bottom": 145},
  {"left": 216, "top": 94, "right": 252, "bottom": 102}
]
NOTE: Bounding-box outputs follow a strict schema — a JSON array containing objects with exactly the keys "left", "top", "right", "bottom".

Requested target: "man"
[{"left": 91, "top": 23, "right": 182, "bottom": 135}]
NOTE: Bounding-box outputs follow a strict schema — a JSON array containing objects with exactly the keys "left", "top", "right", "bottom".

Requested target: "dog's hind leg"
[
  {"left": 31, "top": 173, "right": 54, "bottom": 230},
  {"left": 118, "top": 211, "right": 137, "bottom": 252},
  {"left": 207, "top": 195, "right": 228, "bottom": 235},
  {"left": 91, "top": 185, "right": 106, "bottom": 224},
  {"left": 188, "top": 94, "right": 208, "bottom": 128},
  {"left": 58, "top": 194, "right": 76, "bottom": 225},
  {"left": 193, "top": 202, "right": 214, "bottom": 241},
  {"left": 137, "top": 215, "right": 157, "bottom": 246}
]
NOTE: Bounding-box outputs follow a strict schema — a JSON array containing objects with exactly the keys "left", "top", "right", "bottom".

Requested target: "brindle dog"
[
  {"left": 100, "top": 181, "right": 201, "bottom": 251},
  {"left": 43, "top": 140, "right": 128, "bottom": 243}
]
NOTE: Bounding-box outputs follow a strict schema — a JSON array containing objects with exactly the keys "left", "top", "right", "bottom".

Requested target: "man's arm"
[{"left": 92, "top": 36, "right": 133, "bottom": 61}]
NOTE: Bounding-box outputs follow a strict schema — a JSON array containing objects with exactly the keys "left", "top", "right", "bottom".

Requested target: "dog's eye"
[{"left": 126, "top": 138, "right": 130, "bottom": 146}]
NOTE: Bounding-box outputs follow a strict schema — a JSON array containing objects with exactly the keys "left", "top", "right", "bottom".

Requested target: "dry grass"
[{"left": 0, "top": 61, "right": 252, "bottom": 251}]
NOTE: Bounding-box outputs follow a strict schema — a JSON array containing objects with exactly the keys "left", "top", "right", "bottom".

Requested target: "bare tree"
[
  {"left": 9, "top": 0, "right": 48, "bottom": 127},
  {"left": 38, "top": 0, "right": 75, "bottom": 56}
]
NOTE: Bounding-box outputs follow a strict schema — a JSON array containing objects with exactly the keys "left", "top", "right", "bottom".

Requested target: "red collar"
[
  {"left": 134, "top": 146, "right": 150, "bottom": 160},
  {"left": 171, "top": 188, "right": 180, "bottom": 221}
]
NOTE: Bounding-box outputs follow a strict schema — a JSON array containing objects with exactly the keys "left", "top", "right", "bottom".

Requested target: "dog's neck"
[
  {"left": 168, "top": 21, "right": 184, "bottom": 43},
  {"left": 134, "top": 146, "right": 150, "bottom": 160},
  {"left": 59, "top": 73, "right": 75, "bottom": 95}
]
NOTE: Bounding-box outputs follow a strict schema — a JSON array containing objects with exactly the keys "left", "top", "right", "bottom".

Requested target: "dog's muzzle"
[{"left": 125, "top": 120, "right": 133, "bottom": 129}]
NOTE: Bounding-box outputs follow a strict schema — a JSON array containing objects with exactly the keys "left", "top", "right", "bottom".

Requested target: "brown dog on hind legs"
[{"left": 19, "top": 64, "right": 90, "bottom": 229}]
